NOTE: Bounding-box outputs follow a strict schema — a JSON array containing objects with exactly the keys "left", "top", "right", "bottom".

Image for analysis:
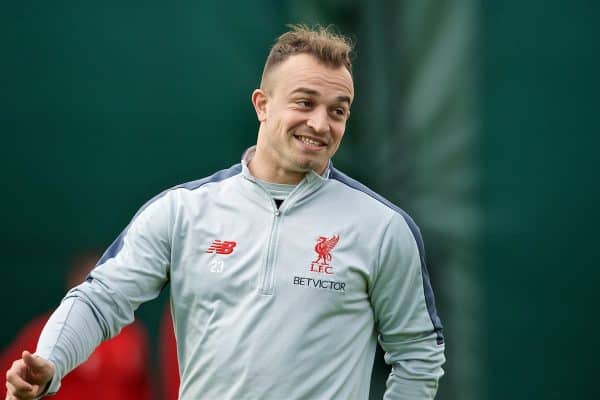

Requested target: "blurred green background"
[{"left": 1, "top": 1, "right": 598, "bottom": 399}]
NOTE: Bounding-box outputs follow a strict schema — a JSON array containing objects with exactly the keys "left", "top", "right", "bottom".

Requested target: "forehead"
[{"left": 267, "top": 54, "right": 354, "bottom": 101}]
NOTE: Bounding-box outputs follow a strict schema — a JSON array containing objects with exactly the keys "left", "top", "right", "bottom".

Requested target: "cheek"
[
  {"left": 279, "top": 112, "right": 307, "bottom": 131},
  {"left": 331, "top": 124, "right": 346, "bottom": 143},
  {"left": 265, "top": 111, "right": 286, "bottom": 134}
]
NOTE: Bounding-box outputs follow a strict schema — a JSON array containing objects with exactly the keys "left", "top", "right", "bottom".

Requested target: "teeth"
[{"left": 299, "top": 136, "right": 321, "bottom": 146}]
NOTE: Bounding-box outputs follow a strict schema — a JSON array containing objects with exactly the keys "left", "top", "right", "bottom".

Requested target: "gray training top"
[{"left": 37, "top": 147, "right": 445, "bottom": 399}]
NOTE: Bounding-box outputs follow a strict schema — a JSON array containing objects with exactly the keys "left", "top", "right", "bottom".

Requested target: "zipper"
[
  {"left": 253, "top": 176, "right": 316, "bottom": 295},
  {"left": 259, "top": 199, "right": 281, "bottom": 295}
]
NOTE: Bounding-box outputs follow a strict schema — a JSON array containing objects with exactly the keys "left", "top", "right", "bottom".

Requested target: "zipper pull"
[{"left": 274, "top": 209, "right": 280, "bottom": 217}]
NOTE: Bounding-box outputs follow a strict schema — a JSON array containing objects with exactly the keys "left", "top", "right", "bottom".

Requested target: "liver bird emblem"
[{"left": 313, "top": 234, "right": 340, "bottom": 265}]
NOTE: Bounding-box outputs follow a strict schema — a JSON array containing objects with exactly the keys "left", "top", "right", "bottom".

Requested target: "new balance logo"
[{"left": 206, "top": 240, "right": 237, "bottom": 255}]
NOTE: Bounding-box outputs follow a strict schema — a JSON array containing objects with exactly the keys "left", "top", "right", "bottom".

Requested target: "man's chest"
[{"left": 169, "top": 205, "right": 378, "bottom": 309}]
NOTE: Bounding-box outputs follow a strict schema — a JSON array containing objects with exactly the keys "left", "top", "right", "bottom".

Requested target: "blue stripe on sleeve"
[{"left": 329, "top": 167, "right": 445, "bottom": 345}]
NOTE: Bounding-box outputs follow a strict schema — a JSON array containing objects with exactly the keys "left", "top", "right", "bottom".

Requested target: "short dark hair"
[{"left": 260, "top": 24, "right": 354, "bottom": 88}]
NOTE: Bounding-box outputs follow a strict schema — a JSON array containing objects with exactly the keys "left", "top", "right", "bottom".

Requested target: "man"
[{"left": 5, "top": 25, "right": 445, "bottom": 399}]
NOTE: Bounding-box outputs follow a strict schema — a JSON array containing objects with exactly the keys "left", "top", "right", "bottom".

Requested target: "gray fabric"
[
  {"left": 32, "top": 149, "right": 444, "bottom": 399},
  {"left": 35, "top": 297, "right": 104, "bottom": 396},
  {"left": 255, "top": 179, "right": 296, "bottom": 200}
]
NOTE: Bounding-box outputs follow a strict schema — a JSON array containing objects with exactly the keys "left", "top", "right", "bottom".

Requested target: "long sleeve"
[
  {"left": 35, "top": 298, "right": 104, "bottom": 394},
  {"left": 34, "top": 190, "right": 173, "bottom": 396},
  {"left": 370, "top": 213, "right": 445, "bottom": 399}
]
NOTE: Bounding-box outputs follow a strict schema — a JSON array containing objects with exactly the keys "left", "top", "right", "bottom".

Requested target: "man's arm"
[
  {"left": 370, "top": 212, "right": 445, "bottom": 399},
  {"left": 5, "top": 190, "right": 174, "bottom": 399}
]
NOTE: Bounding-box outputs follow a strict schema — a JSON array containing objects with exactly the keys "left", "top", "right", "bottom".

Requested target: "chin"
[{"left": 296, "top": 160, "right": 325, "bottom": 174}]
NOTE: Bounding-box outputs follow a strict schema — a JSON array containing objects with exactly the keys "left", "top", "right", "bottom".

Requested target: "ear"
[{"left": 251, "top": 89, "right": 268, "bottom": 122}]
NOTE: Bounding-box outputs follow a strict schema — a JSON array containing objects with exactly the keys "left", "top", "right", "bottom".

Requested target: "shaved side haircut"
[{"left": 260, "top": 24, "right": 354, "bottom": 90}]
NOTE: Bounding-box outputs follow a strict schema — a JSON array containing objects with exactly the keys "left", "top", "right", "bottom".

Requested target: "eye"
[
  {"left": 296, "top": 99, "right": 312, "bottom": 108},
  {"left": 332, "top": 107, "right": 348, "bottom": 120}
]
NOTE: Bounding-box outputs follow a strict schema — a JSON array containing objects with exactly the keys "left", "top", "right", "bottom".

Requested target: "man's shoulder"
[
  {"left": 328, "top": 166, "right": 422, "bottom": 239},
  {"left": 328, "top": 167, "right": 405, "bottom": 216},
  {"left": 172, "top": 163, "right": 243, "bottom": 192},
  {"left": 131, "top": 163, "right": 243, "bottom": 216}
]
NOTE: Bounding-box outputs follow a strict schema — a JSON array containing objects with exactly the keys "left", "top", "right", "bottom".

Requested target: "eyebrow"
[{"left": 290, "top": 87, "right": 352, "bottom": 105}]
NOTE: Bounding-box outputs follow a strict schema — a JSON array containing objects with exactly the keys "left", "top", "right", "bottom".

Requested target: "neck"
[
  {"left": 247, "top": 156, "right": 307, "bottom": 184},
  {"left": 246, "top": 142, "right": 317, "bottom": 184}
]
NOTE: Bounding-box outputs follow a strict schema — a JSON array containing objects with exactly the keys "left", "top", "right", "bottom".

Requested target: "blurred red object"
[
  {"left": 0, "top": 313, "right": 152, "bottom": 400},
  {"left": 160, "top": 306, "right": 180, "bottom": 400}
]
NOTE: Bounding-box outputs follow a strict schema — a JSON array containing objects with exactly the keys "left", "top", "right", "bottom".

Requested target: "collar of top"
[{"left": 240, "top": 146, "right": 331, "bottom": 186}]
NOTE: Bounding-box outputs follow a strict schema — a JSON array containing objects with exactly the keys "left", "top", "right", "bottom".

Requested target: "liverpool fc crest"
[{"left": 309, "top": 234, "right": 340, "bottom": 274}]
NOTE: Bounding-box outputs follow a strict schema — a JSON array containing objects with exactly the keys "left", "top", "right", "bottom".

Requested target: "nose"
[{"left": 306, "top": 107, "right": 330, "bottom": 135}]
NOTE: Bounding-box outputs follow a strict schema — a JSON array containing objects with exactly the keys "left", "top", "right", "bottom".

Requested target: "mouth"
[{"left": 293, "top": 134, "right": 326, "bottom": 149}]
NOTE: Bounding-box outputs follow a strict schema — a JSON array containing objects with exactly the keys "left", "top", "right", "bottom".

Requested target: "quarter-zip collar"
[{"left": 240, "top": 146, "right": 330, "bottom": 195}]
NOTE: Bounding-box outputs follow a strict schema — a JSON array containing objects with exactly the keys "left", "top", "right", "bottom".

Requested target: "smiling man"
[
  {"left": 5, "top": 25, "right": 445, "bottom": 400},
  {"left": 250, "top": 51, "right": 353, "bottom": 184}
]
